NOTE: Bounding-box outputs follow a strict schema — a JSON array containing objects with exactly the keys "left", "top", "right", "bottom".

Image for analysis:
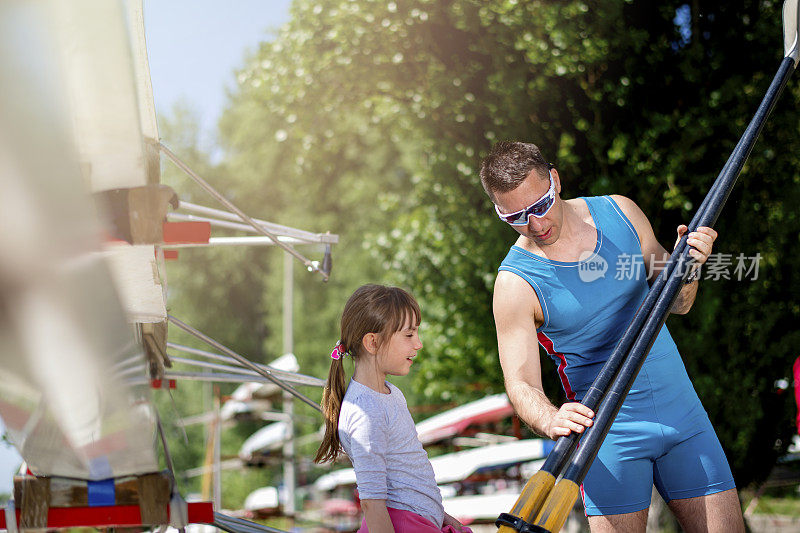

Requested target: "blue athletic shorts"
[{"left": 580, "top": 353, "right": 736, "bottom": 516}]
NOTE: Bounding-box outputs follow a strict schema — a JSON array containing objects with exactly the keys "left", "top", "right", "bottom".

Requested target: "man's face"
[{"left": 493, "top": 167, "right": 563, "bottom": 246}]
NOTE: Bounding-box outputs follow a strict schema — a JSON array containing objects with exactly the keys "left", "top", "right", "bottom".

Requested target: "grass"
[
  {"left": 741, "top": 482, "right": 800, "bottom": 516},
  {"left": 748, "top": 494, "right": 800, "bottom": 515}
]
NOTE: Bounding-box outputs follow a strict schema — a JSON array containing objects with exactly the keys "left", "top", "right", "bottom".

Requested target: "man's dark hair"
[{"left": 479, "top": 141, "right": 551, "bottom": 202}]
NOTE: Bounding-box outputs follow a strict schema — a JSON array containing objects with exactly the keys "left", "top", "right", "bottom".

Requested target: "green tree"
[{"left": 213, "top": 0, "right": 800, "bottom": 489}]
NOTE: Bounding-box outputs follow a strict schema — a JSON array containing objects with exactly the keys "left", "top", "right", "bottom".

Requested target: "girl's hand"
[{"left": 442, "top": 512, "right": 473, "bottom": 532}]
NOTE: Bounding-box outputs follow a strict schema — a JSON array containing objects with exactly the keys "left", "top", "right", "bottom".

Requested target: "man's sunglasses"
[{"left": 494, "top": 168, "right": 556, "bottom": 225}]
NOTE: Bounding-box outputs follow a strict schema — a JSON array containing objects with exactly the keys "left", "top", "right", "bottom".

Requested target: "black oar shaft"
[
  {"left": 527, "top": 55, "right": 795, "bottom": 533},
  {"left": 535, "top": 170, "right": 717, "bottom": 481},
  {"left": 561, "top": 254, "right": 689, "bottom": 483},
  {"left": 504, "top": 127, "right": 719, "bottom": 532},
  {"left": 563, "top": 54, "right": 796, "bottom": 487},
  {"left": 509, "top": 73, "right": 726, "bottom": 530}
]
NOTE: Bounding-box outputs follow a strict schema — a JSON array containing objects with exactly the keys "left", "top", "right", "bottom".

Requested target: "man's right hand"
[{"left": 544, "top": 402, "right": 595, "bottom": 440}]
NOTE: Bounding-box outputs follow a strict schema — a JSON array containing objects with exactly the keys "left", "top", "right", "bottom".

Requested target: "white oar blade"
[{"left": 784, "top": 0, "right": 800, "bottom": 63}]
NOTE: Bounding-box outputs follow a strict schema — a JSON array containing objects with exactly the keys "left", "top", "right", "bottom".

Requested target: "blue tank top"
[{"left": 498, "top": 196, "right": 680, "bottom": 400}]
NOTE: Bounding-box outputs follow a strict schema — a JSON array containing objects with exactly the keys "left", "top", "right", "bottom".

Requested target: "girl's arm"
[{"left": 361, "top": 499, "right": 394, "bottom": 533}]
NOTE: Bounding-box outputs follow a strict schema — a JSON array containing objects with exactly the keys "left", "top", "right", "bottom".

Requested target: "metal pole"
[
  {"left": 175, "top": 201, "right": 338, "bottom": 244},
  {"left": 167, "top": 315, "right": 321, "bottom": 411},
  {"left": 159, "top": 143, "right": 329, "bottom": 281},
  {"left": 213, "top": 512, "right": 288, "bottom": 533},
  {"left": 166, "top": 342, "right": 324, "bottom": 387},
  {"left": 166, "top": 355, "right": 323, "bottom": 386},
  {"left": 130, "top": 371, "right": 314, "bottom": 386},
  {"left": 167, "top": 236, "right": 307, "bottom": 248},
  {"left": 214, "top": 388, "right": 222, "bottom": 512},
  {"left": 282, "top": 253, "right": 296, "bottom": 520},
  {"left": 283, "top": 252, "right": 293, "bottom": 358}
]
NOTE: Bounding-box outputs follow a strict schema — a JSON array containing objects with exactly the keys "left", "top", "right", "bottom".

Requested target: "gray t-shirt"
[{"left": 338, "top": 379, "right": 444, "bottom": 527}]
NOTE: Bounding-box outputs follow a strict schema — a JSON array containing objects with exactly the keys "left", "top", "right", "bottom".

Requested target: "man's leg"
[
  {"left": 667, "top": 488, "right": 744, "bottom": 533},
  {"left": 587, "top": 510, "right": 648, "bottom": 533},
  {"left": 581, "top": 419, "right": 656, "bottom": 527}
]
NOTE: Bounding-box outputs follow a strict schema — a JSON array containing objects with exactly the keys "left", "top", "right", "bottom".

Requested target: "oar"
[
  {"left": 495, "top": 55, "right": 745, "bottom": 533},
  {"left": 497, "top": 3, "right": 800, "bottom": 531},
  {"left": 526, "top": 3, "right": 800, "bottom": 531},
  {"left": 495, "top": 201, "right": 707, "bottom": 532},
  {"left": 495, "top": 145, "right": 719, "bottom": 533},
  {"left": 495, "top": 79, "right": 756, "bottom": 532}
]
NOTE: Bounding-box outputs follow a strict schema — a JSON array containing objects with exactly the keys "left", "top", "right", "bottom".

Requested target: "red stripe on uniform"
[
  {"left": 580, "top": 483, "right": 587, "bottom": 516},
  {"left": 537, "top": 331, "right": 576, "bottom": 400}
]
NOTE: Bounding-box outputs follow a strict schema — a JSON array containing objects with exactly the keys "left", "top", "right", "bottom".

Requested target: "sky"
[
  {"left": 0, "top": 1, "right": 293, "bottom": 495},
  {"left": 143, "top": 0, "right": 292, "bottom": 149}
]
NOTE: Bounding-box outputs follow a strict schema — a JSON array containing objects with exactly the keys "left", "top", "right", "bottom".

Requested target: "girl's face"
[{"left": 377, "top": 316, "right": 422, "bottom": 377}]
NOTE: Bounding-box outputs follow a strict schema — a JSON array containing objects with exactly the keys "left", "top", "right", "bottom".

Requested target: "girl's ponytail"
[{"left": 314, "top": 354, "right": 347, "bottom": 463}]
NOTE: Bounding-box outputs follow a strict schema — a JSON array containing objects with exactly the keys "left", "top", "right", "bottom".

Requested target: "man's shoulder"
[
  {"left": 607, "top": 194, "right": 653, "bottom": 229},
  {"left": 574, "top": 193, "right": 635, "bottom": 211},
  {"left": 605, "top": 194, "right": 640, "bottom": 216},
  {"left": 495, "top": 268, "right": 531, "bottom": 287},
  {"left": 494, "top": 269, "right": 544, "bottom": 326}
]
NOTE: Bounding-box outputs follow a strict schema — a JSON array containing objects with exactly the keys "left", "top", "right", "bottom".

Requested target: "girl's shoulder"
[
  {"left": 340, "top": 380, "right": 408, "bottom": 424},
  {"left": 345, "top": 380, "right": 407, "bottom": 406},
  {"left": 342, "top": 380, "right": 385, "bottom": 415},
  {"left": 339, "top": 388, "right": 387, "bottom": 436}
]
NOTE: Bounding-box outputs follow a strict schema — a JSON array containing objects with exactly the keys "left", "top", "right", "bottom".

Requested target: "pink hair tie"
[{"left": 330, "top": 341, "right": 345, "bottom": 360}]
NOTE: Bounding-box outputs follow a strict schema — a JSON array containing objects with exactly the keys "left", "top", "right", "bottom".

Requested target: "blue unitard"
[{"left": 499, "top": 195, "right": 735, "bottom": 515}]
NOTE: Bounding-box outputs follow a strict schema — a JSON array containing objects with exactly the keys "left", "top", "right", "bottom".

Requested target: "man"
[{"left": 480, "top": 141, "right": 744, "bottom": 532}]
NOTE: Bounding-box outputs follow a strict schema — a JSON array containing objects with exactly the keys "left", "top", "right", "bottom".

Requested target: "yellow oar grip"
[
  {"left": 496, "top": 470, "right": 555, "bottom": 532},
  {"left": 532, "top": 478, "right": 580, "bottom": 533},
  {"left": 514, "top": 470, "right": 556, "bottom": 520}
]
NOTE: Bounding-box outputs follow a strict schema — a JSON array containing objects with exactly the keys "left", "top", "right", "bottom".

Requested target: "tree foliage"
[{"left": 163, "top": 0, "right": 800, "bottom": 490}]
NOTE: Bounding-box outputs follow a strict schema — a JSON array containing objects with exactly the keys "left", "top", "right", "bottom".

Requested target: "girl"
[{"left": 315, "top": 284, "right": 471, "bottom": 533}]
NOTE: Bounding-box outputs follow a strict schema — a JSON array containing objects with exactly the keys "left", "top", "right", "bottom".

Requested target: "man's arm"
[
  {"left": 493, "top": 271, "right": 594, "bottom": 439},
  {"left": 610, "top": 195, "right": 717, "bottom": 315}
]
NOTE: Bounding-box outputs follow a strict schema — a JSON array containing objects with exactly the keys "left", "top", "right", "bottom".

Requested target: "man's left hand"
[{"left": 675, "top": 225, "right": 717, "bottom": 265}]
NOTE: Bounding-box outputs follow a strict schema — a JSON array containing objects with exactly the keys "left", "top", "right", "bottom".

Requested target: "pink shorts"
[{"left": 357, "top": 507, "right": 473, "bottom": 533}]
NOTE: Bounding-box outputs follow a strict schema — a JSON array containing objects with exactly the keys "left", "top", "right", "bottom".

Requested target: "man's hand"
[
  {"left": 543, "top": 402, "right": 594, "bottom": 440},
  {"left": 675, "top": 225, "right": 718, "bottom": 265}
]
